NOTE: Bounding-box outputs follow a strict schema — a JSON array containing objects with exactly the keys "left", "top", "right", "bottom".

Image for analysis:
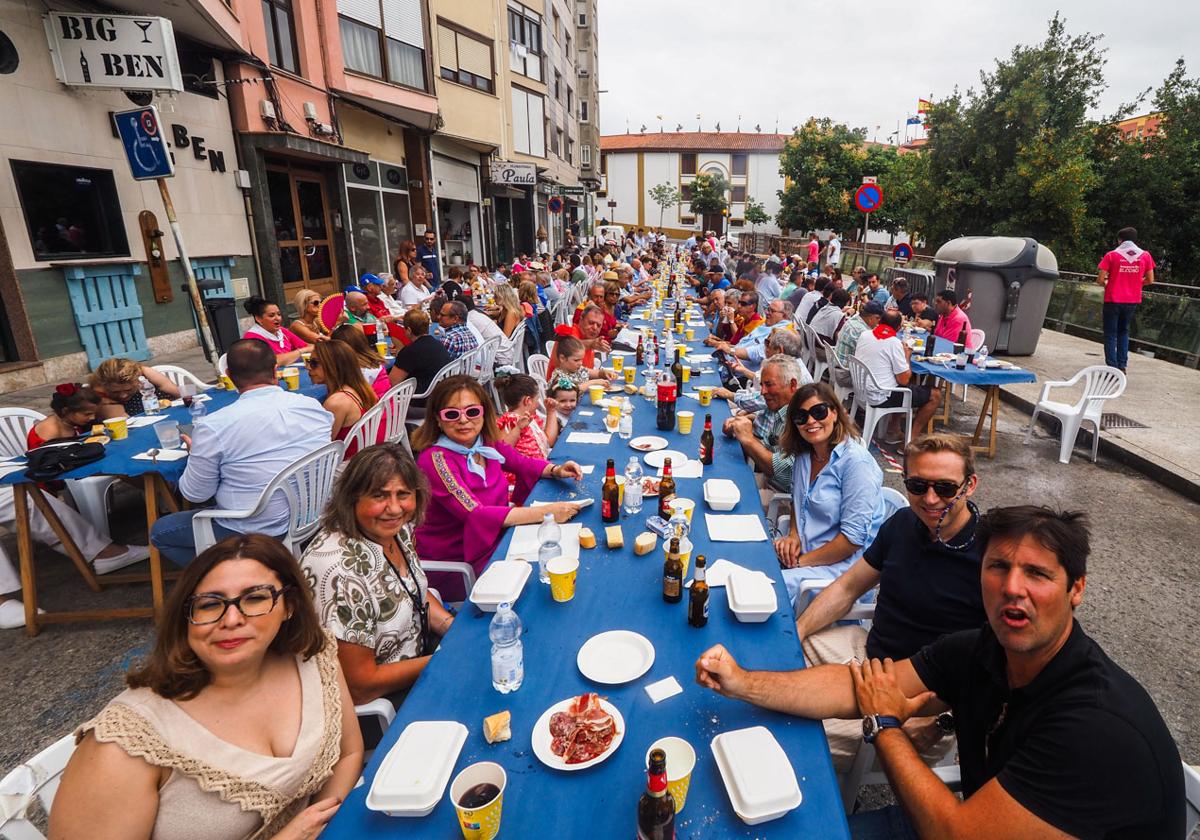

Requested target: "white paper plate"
[
  {"left": 645, "top": 449, "right": 688, "bottom": 470},
  {"left": 577, "top": 630, "right": 655, "bottom": 684},
  {"left": 531, "top": 697, "right": 625, "bottom": 771},
  {"left": 630, "top": 435, "right": 668, "bottom": 452}
]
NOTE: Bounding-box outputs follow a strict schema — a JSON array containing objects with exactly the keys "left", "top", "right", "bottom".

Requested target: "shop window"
[
  {"left": 511, "top": 86, "right": 545, "bottom": 156},
  {"left": 508, "top": 5, "right": 542, "bottom": 81},
  {"left": 345, "top": 159, "right": 412, "bottom": 278},
  {"left": 262, "top": 0, "right": 299, "bottom": 73},
  {"left": 680, "top": 216, "right": 695, "bottom": 225},
  {"left": 681, "top": 153, "right": 696, "bottom": 175},
  {"left": 730, "top": 218, "right": 745, "bottom": 227},
  {"left": 337, "top": 0, "right": 428, "bottom": 91},
  {"left": 11, "top": 161, "right": 128, "bottom": 261},
  {"left": 437, "top": 22, "right": 494, "bottom": 93},
  {"left": 731, "top": 153, "right": 748, "bottom": 176}
]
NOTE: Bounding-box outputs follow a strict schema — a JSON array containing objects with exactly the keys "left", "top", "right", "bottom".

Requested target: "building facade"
[{"left": 598, "top": 132, "right": 788, "bottom": 239}]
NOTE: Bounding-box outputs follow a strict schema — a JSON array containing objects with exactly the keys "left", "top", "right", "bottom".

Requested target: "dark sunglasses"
[
  {"left": 439, "top": 404, "right": 485, "bottom": 422},
  {"left": 738, "top": 300, "right": 756, "bottom": 307},
  {"left": 903, "top": 477, "right": 966, "bottom": 499},
  {"left": 304, "top": 356, "right": 318, "bottom": 369},
  {"left": 792, "top": 402, "right": 833, "bottom": 425}
]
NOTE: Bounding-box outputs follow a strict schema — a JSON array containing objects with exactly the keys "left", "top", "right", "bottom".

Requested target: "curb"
[{"left": 997, "top": 389, "right": 1200, "bottom": 504}]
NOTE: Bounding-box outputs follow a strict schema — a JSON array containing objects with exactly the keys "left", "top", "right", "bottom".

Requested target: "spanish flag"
[{"left": 918, "top": 98, "right": 933, "bottom": 113}]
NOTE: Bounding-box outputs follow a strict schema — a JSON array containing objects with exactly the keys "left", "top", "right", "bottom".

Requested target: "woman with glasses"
[
  {"left": 290, "top": 288, "right": 332, "bottom": 345},
  {"left": 773, "top": 383, "right": 889, "bottom": 611},
  {"left": 330, "top": 323, "right": 389, "bottom": 398},
  {"left": 306, "top": 340, "right": 378, "bottom": 453},
  {"left": 302, "top": 444, "right": 453, "bottom": 715},
  {"left": 51, "top": 534, "right": 363, "bottom": 839},
  {"left": 410, "top": 376, "right": 584, "bottom": 600}
]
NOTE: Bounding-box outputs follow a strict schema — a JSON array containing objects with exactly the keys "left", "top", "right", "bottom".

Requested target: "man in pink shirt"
[
  {"left": 933, "top": 289, "right": 973, "bottom": 345},
  {"left": 1097, "top": 226, "right": 1155, "bottom": 372},
  {"left": 807, "top": 233, "right": 821, "bottom": 268}
]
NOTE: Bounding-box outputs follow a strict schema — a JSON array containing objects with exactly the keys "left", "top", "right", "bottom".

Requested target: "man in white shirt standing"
[
  {"left": 853, "top": 311, "right": 941, "bottom": 443},
  {"left": 150, "top": 340, "right": 333, "bottom": 566},
  {"left": 825, "top": 233, "right": 842, "bottom": 268}
]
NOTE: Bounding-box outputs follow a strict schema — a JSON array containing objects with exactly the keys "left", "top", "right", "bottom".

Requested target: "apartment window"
[
  {"left": 731, "top": 185, "right": 746, "bottom": 202},
  {"left": 566, "top": 137, "right": 574, "bottom": 164},
  {"left": 681, "top": 153, "right": 697, "bottom": 175},
  {"left": 11, "top": 161, "right": 129, "bottom": 260},
  {"left": 730, "top": 217, "right": 745, "bottom": 227},
  {"left": 680, "top": 215, "right": 695, "bottom": 225},
  {"left": 553, "top": 70, "right": 561, "bottom": 99},
  {"left": 437, "top": 22, "right": 494, "bottom": 93},
  {"left": 680, "top": 184, "right": 692, "bottom": 201},
  {"left": 262, "top": 0, "right": 299, "bottom": 72},
  {"left": 581, "top": 144, "right": 591, "bottom": 166},
  {"left": 552, "top": 10, "right": 560, "bottom": 39},
  {"left": 508, "top": 5, "right": 543, "bottom": 80},
  {"left": 580, "top": 100, "right": 589, "bottom": 122},
  {"left": 338, "top": 0, "right": 429, "bottom": 90},
  {"left": 511, "top": 86, "right": 546, "bottom": 156},
  {"left": 551, "top": 127, "right": 561, "bottom": 155},
  {"left": 577, "top": 12, "right": 587, "bottom": 26},
  {"left": 565, "top": 32, "right": 571, "bottom": 55},
  {"left": 731, "top": 153, "right": 748, "bottom": 176},
  {"left": 600, "top": 153, "right": 607, "bottom": 174},
  {"left": 566, "top": 86, "right": 573, "bottom": 111}
]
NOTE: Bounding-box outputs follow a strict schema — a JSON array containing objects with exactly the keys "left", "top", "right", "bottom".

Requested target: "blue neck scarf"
[{"left": 436, "top": 434, "right": 504, "bottom": 478}]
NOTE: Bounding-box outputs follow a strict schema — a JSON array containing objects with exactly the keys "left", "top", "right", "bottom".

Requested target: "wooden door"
[{"left": 267, "top": 167, "right": 338, "bottom": 299}]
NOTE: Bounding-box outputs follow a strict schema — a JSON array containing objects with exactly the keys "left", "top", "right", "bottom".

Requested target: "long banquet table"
[{"left": 323, "top": 305, "right": 850, "bottom": 838}]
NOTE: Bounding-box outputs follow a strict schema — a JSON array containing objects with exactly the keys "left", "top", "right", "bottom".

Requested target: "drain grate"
[{"left": 1101, "top": 413, "right": 1148, "bottom": 430}]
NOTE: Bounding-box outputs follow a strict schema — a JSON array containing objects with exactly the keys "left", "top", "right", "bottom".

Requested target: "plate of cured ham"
[{"left": 531, "top": 693, "right": 625, "bottom": 771}]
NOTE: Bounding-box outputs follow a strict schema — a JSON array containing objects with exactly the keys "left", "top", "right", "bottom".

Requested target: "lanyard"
[{"left": 384, "top": 538, "right": 429, "bottom": 645}]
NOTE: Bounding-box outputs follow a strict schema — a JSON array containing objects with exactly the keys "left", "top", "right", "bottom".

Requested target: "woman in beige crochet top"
[{"left": 50, "top": 535, "right": 363, "bottom": 840}]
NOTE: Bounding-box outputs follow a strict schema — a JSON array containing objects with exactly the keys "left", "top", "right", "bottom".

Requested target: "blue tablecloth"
[
  {"left": 323, "top": 313, "right": 850, "bottom": 838},
  {"left": 910, "top": 337, "right": 1037, "bottom": 387},
  {"left": 0, "top": 374, "right": 327, "bottom": 486}
]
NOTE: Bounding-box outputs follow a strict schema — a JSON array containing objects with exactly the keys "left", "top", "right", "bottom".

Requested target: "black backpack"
[{"left": 24, "top": 440, "right": 106, "bottom": 482}]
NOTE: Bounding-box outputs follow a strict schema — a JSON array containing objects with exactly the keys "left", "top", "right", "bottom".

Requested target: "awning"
[
  {"left": 485, "top": 184, "right": 526, "bottom": 200},
  {"left": 239, "top": 131, "right": 369, "bottom": 165}
]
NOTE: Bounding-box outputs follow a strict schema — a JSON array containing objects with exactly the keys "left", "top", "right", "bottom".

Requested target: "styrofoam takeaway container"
[
  {"left": 711, "top": 726, "right": 802, "bottom": 825},
  {"left": 366, "top": 721, "right": 467, "bottom": 817},
  {"left": 726, "top": 570, "right": 777, "bottom": 623}
]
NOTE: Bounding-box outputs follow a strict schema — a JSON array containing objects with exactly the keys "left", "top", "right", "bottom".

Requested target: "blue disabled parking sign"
[{"left": 112, "top": 106, "right": 174, "bottom": 180}]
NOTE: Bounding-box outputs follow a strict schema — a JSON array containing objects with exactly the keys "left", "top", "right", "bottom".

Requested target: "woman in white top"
[{"left": 51, "top": 533, "right": 363, "bottom": 840}]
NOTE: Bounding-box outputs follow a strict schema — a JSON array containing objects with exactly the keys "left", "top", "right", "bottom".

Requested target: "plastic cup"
[
  {"left": 646, "top": 737, "right": 697, "bottom": 814},
  {"left": 547, "top": 556, "right": 579, "bottom": 602},
  {"left": 376, "top": 341, "right": 388, "bottom": 357},
  {"left": 153, "top": 420, "right": 181, "bottom": 450},
  {"left": 698, "top": 386, "right": 714, "bottom": 407},
  {"left": 677, "top": 410, "right": 695, "bottom": 434},
  {"left": 668, "top": 497, "right": 695, "bottom": 524},
  {"left": 685, "top": 328, "right": 695, "bottom": 341},
  {"left": 664, "top": 316, "right": 673, "bottom": 332},
  {"left": 589, "top": 384, "right": 605, "bottom": 405},
  {"left": 449, "top": 761, "right": 506, "bottom": 840},
  {"left": 662, "top": 538, "right": 694, "bottom": 578},
  {"left": 675, "top": 321, "right": 684, "bottom": 335},
  {"left": 103, "top": 417, "right": 128, "bottom": 441},
  {"left": 282, "top": 367, "right": 300, "bottom": 390},
  {"left": 615, "top": 475, "right": 626, "bottom": 506},
  {"left": 612, "top": 354, "right": 624, "bottom": 372},
  {"left": 624, "top": 367, "right": 636, "bottom": 384},
  {"left": 608, "top": 401, "right": 622, "bottom": 419},
  {"left": 221, "top": 375, "right": 236, "bottom": 391},
  {"left": 681, "top": 365, "right": 691, "bottom": 384}
]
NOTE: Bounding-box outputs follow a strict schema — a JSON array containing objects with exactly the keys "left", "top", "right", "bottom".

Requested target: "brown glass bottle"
[
  {"left": 636, "top": 334, "right": 645, "bottom": 366},
  {"left": 688, "top": 555, "right": 709, "bottom": 627},
  {"left": 657, "top": 458, "right": 676, "bottom": 520},
  {"left": 671, "top": 347, "right": 684, "bottom": 386},
  {"left": 698, "top": 413, "right": 714, "bottom": 465},
  {"left": 601, "top": 458, "right": 619, "bottom": 522},
  {"left": 662, "top": 538, "right": 683, "bottom": 604},
  {"left": 637, "top": 748, "right": 675, "bottom": 839}
]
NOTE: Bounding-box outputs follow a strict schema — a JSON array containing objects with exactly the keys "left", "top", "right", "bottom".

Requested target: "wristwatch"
[
  {"left": 935, "top": 712, "right": 956, "bottom": 734},
  {"left": 862, "top": 714, "right": 903, "bottom": 743}
]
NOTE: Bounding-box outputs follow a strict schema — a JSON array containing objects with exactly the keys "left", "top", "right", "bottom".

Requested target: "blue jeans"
[
  {"left": 848, "top": 805, "right": 920, "bottom": 840},
  {"left": 150, "top": 510, "right": 244, "bottom": 567},
  {"left": 1102, "top": 302, "right": 1137, "bottom": 370}
]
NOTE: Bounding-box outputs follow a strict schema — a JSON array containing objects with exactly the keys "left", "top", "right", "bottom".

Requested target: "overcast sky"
[{"left": 596, "top": 0, "right": 1199, "bottom": 143}]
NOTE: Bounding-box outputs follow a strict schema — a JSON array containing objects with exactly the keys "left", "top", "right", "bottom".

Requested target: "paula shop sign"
[
  {"left": 489, "top": 161, "right": 537, "bottom": 186},
  {"left": 44, "top": 12, "right": 184, "bottom": 92}
]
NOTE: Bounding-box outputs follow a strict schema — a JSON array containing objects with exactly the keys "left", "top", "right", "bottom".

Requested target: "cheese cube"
[{"left": 605, "top": 525, "right": 624, "bottom": 549}]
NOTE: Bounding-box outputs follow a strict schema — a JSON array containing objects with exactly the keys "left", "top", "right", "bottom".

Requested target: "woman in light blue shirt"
[{"left": 774, "top": 383, "right": 889, "bottom": 611}]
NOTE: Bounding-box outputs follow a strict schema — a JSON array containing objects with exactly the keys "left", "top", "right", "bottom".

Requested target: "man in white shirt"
[
  {"left": 150, "top": 339, "right": 334, "bottom": 566},
  {"left": 466, "top": 304, "right": 508, "bottom": 360},
  {"left": 796, "top": 277, "right": 831, "bottom": 324},
  {"left": 853, "top": 311, "right": 941, "bottom": 443},
  {"left": 825, "top": 233, "right": 842, "bottom": 268}
]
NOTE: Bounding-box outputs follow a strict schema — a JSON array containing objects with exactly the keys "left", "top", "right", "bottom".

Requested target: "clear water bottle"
[
  {"left": 618, "top": 401, "right": 634, "bottom": 440},
  {"left": 189, "top": 396, "right": 207, "bottom": 425},
  {"left": 668, "top": 505, "right": 691, "bottom": 542},
  {"left": 623, "top": 456, "right": 643, "bottom": 515},
  {"left": 138, "top": 376, "right": 158, "bottom": 414},
  {"left": 536, "top": 512, "right": 560, "bottom": 584},
  {"left": 489, "top": 602, "right": 524, "bottom": 693}
]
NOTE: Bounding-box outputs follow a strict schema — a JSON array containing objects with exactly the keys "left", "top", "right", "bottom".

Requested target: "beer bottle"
[
  {"left": 662, "top": 538, "right": 683, "bottom": 604},
  {"left": 601, "top": 459, "right": 619, "bottom": 522},
  {"left": 636, "top": 334, "right": 645, "bottom": 366},
  {"left": 657, "top": 458, "right": 677, "bottom": 520},
  {"left": 698, "top": 414, "right": 714, "bottom": 465},
  {"left": 688, "top": 555, "right": 709, "bottom": 627},
  {"left": 954, "top": 322, "right": 969, "bottom": 370},
  {"left": 637, "top": 748, "right": 675, "bottom": 839},
  {"left": 671, "top": 347, "right": 684, "bottom": 386}
]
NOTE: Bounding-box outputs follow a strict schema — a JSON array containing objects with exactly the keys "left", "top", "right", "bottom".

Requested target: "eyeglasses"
[
  {"left": 186, "top": 584, "right": 291, "bottom": 625},
  {"left": 304, "top": 356, "right": 318, "bottom": 369},
  {"left": 902, "top": 477, "right": 966, "bottom": 499},
  {"left": 738, "top": 300, "right": 756, "bottom": 307},
  {"left": 439, "top": 404, "right": 485, "bottom": 422},
  {"left": 792, "top": 402, "right": 833, "bottom": 425}
]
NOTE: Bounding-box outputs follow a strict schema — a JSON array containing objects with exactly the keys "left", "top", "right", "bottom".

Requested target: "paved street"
[{"left": 1, "top": 380, "right": 1197, "bottom": 782}]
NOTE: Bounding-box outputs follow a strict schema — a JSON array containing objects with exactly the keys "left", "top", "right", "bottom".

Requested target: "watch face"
[{"left": 862, "top": 716, "right": 876, "bottom": 741}]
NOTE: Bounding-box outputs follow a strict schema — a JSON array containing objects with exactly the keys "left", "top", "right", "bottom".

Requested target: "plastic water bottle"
[
  {"left": 138, "top": 376, "right": 158, "bottom": 414},
  {"left": 189, "top": 396, "right": 207, "bottom": 425},
  {"left": 975, "top": 344, "right": 989, "bottom": 369},
  {"left": 623, "top": 456, "right": 643, "bottom": 515},
  {"left": 618, "top": 401, "right": 634, "bottom": 440},
  {"left": 489, "top": 602, "right": 524, "bottom": 693},
  {"left": 536, "top": 512, "right": 560, "bottom": 584}
]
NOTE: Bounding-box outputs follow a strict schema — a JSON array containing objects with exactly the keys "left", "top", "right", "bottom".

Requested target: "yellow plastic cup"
[
  {"left": 547, "top": 556, "right": 579, "bottom": 602},
  {"left": 677, "top": 410, "right": 695, "bottom": 434},
  {"left": 103, "top": 417, "right": 128, "bottom": 441},
  {"left": 681, "top": 365, "right": 691, "bottom": 384},
  {"left": 282, "top": 368, "right": 300, "bottom": 390},
  {"left": 221, "top": 375, "right": 236, "bottom": 391},
  {"left": 589, "top": 384, "right": 605, "bottom": 405},
  {"left": 698, "top": 385, "right": 714, "bottom": 407},
  {"left": 664, "top": 316, "right": 673, "bottom": 332},
  {"left": 668, "top": 497, "right": 695, "bottom": 524},
  {"left": 376, "top": 341, "right": 388, "bottom": 357},
  {"left": 662, "top": 537, "right": 694, "bottom": 578},
  {"left": 615, "top": 475, "right": 626, "bottom": 506},
  {"left": 675, "top": 321, "right": 684, "bottom": 335},
  {"left": 685, "top": 328, "right": 695, "bottom": 341},
  {"left": 449, "top": 761, "right": 506, "bottom": 840},
  {"left": 612, "top": 354, "right": 624, "bottom": 372},
  {"left": 646, "top": 737, "right": 697, "bottom": 814},
  {"left": 624, "top": 367, "right": 636, "bottom": 385}
]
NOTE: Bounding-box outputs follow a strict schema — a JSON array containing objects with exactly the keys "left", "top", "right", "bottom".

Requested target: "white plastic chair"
[
  {"left": 354, "top": 697, "right": 397, "bottom": 752},
  {"left": 404, "top": 357, "right": 470, "bottom": 427},
  {"left": 341, "top": 398, "right": 388, "bottom": 463},
  {"left": 824, "top": 342, "right": 854, "bottom": 407},
  {"left": 421, "top": 560, "right": 477, "bottom": 608},
  {"left": 378, "top": 379, "right": 417, "bottom": 452},
  {"left": 1185, "top": 762, "right": 1200, "bottom": 837},
  {"left": 809, "top": 331, "right": 831, "bottom": 384},
  {"left": 471, "top": 335, "right": 502, "bottom": 385},
  {"left": 0, "top": 408, "right": 116, "bottom": 542},
  {"left": 496, "top": 321, "right": 526, "bottom": 369},
  {"left": 526, "top": 353, "right": 550, "bottom": 385},
  {"left": 968, "top": 328, "right": 985, "bottom": 352},
  {"left": 151, "top": 364, "right": 212, "bottom": 391},
  {"left": 0, "top": 733, "right": 76, "bottom": 840},
  {"left": 191, "top": 441, "right": 344, "bottom": 559},
  {"left": 847, "top": 357, "right": 912, "bottom": 447},
  {"left": 1023, "top": 365, "right": 1126, "bottom": 464},
  {"left": 216, "top": 353, "right": 228, "bottom": 377}
]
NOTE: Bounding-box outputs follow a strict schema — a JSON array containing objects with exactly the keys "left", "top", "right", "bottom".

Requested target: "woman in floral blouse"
[{"left": 301, "top": 444, "right": 454, "bottom": 710}]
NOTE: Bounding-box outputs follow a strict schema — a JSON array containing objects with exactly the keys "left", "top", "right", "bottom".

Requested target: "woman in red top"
[
  {"left": 241, "top": 295, "right": 308, "bottom": 365},
  {"left": 27, "top": 383, "right": 102, "bottom": 449},
  {"left": 306, "top": 341, "right": 378, "bottom": 456}
]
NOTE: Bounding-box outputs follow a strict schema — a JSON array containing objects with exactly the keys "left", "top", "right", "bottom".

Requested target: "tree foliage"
[
  {"left": 776, "top": 119, "right": 871, "bottom": 234},
  {"left": 743, "top": 197, "right": 770, "bottom": 231},
  {"left": 689, "top": 172, "right": 728, "bottom": 216},
  {"left": 647, "top": 182, "right": 681, "bottom": 228}
]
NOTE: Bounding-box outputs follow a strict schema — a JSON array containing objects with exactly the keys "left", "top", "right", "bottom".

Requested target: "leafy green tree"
[
  {"left": 743, "top": 197, "right": 770, "bottom": 232},
  {"left": 777, "top": 119, "right": 871, "bottom": 234},
  {"left": 689, "top": 172, "right": 728, "bottom": 217},
  {"left": 647, "top": 182, "right": 681, "bottom": 229}
]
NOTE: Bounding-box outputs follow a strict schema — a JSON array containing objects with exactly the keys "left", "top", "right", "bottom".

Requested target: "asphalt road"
[{"left": 1, "top": 392, "right": 1196, "bottom": 815}]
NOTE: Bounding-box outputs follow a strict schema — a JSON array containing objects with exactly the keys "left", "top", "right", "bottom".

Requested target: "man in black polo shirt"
[
  {"left": 797, "top": 433, "right": 985, "bottom": 770},
  {"left": 696, "top": 505, "right": 1185, "bottom": 839}
]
